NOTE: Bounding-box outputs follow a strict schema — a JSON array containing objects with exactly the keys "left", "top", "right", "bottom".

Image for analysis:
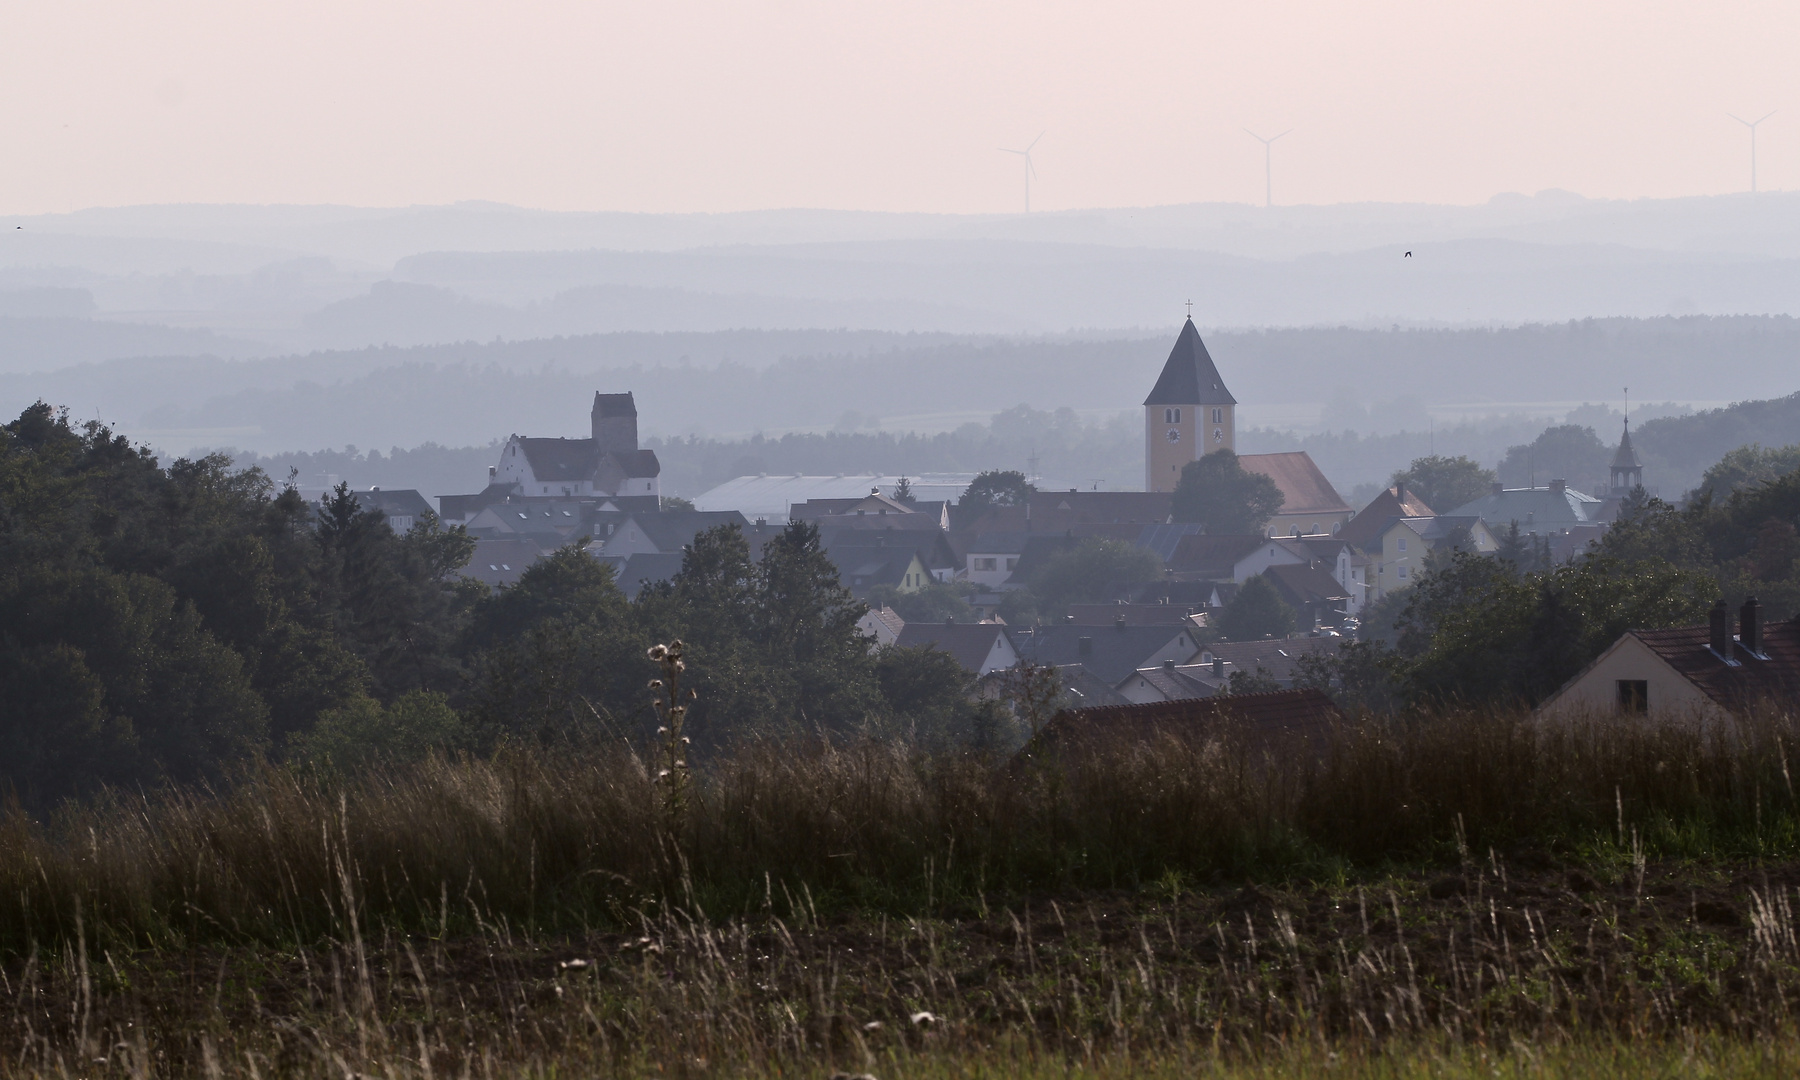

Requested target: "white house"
[{"left": 492, "top": 392, "right": 661, "bottom": 500}]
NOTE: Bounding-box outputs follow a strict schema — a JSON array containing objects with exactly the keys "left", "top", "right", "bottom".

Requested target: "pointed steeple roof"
[
  {"left": 1144, "top": 319, "right": 1236, "bottom": 406},
  {"left": 1611, "top": 421, "right": 1642, "bottom": 469}
]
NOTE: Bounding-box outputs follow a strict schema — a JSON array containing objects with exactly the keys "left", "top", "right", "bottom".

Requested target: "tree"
[
  {"left": 867, "top": 580, "right": 975, "bottom": 624},
  {"left": 1497, "top": 425, "right": 1610, "bottom": 495},
  {"left": 1692, "top": 443, "right": 1800, "bottom": 502},
  {"left": 1027, "top": 537, "right": 1162, "bottom": 616},
  {"left": 892, "top": 476, "right": 916, "bottom": 505},
  {"left": 1215, "top": 574, "right": 1295, "bottom": 640},
  {"left": 1171, "top": 450, "right": 1284, "bottom": 534},
  {"left": 959, "top": 470, "right": 1035, "bottom": 513},
  {"left": 1389, "top": 454, "right": 1495, "bottom": 514}
]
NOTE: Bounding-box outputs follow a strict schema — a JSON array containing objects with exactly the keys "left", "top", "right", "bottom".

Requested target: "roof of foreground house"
[{"left": 1624, "top": 618, "right": 1800, "bottom": 712}]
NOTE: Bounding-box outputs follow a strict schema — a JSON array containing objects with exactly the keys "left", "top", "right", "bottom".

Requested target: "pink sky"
[{"left": 2, "top": 0, "right": 1794, "bottom": 215}]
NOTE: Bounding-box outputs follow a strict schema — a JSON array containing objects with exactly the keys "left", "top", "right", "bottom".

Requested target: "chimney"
[
  {"left": 1393, "top": 480, "right": 1405, "bottom": 500},
  {"left": 1491, "top": 481, "right": 1504, "bottom": 496},
  {"left": 1163, "top": 659, "right": 1176, "bottom": 671},
  {"left": 1549, "top": 478, "right": 1566, "bottom": 494},
  {"left": 1741, "top": 596, "right": 1764, "bottom": 656},
  {"left": 944, "top": 616, "right": 956, "bottom": 626},
  {"left": 489, "top": 466, "right": 497, "bottom": 479},
  {"left": 1078, "top": 636, "right": 1093, "bottom": 656},
  {"left": 1709, "top": 599, "right": 1731, "bottom": 657},
  {"left": 1212, "top": 656, "right": 1224, "bottom": 678},
  {"left": 1114, "top": 614, "right": 1127, "bottom": 630}
]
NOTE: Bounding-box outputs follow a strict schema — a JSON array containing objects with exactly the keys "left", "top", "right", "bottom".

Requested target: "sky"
[{"left": 2, "top": 0, "right": 1795, "bottom": 215}]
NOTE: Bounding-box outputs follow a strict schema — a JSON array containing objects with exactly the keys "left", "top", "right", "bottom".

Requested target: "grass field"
[{"left": 1, "top": 707, "right": 1799, "bottom": 1076}]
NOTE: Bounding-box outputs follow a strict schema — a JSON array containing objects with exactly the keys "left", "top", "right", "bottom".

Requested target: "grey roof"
[
  {"left": 1612, "top": 424, "right": 1642, "bottom": 469},
  {"left": 1444, "top": 486, "right": 1602, "bottom": 532},
  {"left": 894, "top": 623, "right": 1014, "bottom": 675},
  {"left": 1135, "top": 523, "right": 1211, "bottom": 562},
  {"left": 1143, "top": 319, "right": 1237, "bottom": 406},
  {"left": 1053, "top": 664, "right": 1133, "bottom": 708},
  {"left": 1017, "top": 624, "right": 1200, "bottom": 685},
  {"left": 463, "top": 538, "right": 547, "bottom": 588},
  {"left": 515, "top": 440, "right": 660, "bottom": 482},
  {"left": 623, "top": 510, "right": 750, "bottom": 553},
  {"left": 354, "top": 488, "right": 434, "bottom": 519}
]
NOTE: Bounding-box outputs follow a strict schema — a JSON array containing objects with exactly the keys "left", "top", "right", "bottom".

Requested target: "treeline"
[{"left": 0, "top": 405, "right": 983, "bottom": 807}]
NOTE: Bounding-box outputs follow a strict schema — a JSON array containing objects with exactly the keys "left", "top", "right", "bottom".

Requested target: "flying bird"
[{"left": 1404, "top": 251, "right": 1412, "bottom": 257}]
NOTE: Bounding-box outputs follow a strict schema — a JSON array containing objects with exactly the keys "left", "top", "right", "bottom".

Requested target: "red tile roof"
[
  {"left": 1339, "top": 484, "right": 1437, "bottom": 550},
  {"left": 1029, "top": 688, "right": 1346, "bottom": 756},
  {"left": 1631, "top": 618, "right": 1800, "bottom": 712},
  {"left": 1238, "top": 452, "right": 1351, "bottom": 516}
]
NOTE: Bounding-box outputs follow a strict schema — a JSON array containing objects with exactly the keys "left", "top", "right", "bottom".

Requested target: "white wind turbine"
[
  {"left": 1243, "top": 127, "right": 1291, "bottom": 208},
  {"left": 1729, "top": 111, "right": 1776, "bottom": 193},
  {"left": 1000, "top": 131, "right": 1046, "bottom": 213}
]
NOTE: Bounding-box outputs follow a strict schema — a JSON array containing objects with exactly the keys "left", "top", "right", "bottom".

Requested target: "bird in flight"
[{"left": 1404, "top": 251, "right": 1412, "bottom": 257}]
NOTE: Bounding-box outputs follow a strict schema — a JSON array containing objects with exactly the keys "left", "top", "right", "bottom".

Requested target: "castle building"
[
  {"left": 1144, "top": 318, "right": 1236, "bottom": 492},
  {"left": 491, "top": 392, "right": 661, "bottom": 499}
]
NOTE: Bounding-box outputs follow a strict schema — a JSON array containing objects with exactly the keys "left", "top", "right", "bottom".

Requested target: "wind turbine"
[
  {"left": 999, "top": 131, "right": 1045, "bottom": 213},
  {"left": 1243, "top": 128, "right": 1291, "bottom": 208},
  {"left": 1729, "top": 111, "right": 1776, "bottom": 193}
]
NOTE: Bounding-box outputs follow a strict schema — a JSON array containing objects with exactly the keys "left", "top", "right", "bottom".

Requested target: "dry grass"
[{"left": 0, "top": 707, "right": 1794, "bottom": 1074}]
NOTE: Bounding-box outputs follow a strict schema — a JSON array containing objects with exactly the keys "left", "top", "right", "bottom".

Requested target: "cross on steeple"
[{"left": 1185, "top": 299, "right": 1193, "bottom": 320}]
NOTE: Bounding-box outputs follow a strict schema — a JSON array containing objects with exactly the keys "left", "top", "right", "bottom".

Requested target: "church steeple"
[
  {"left": 1609, "top": 418, "right": 1644, "bottom": 497},
  {"left": 1144, "top": 318, "right": 1237, "bottom": 407},
  {"left": 1145, "top": 318, "right": 1236, "bottom": 492}
]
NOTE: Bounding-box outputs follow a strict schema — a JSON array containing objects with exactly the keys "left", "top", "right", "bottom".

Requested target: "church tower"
[
  {"left": 1609, "top": 417, "right": 1644, "bottom": 496},
  {"left": 1144, "top": 318, "right": 1237, "bottom": 492}
]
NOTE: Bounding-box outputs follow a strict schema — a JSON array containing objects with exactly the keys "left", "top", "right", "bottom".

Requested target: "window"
[
  {"left": 1398, "top": 565, "right": 1408, "bottom": 579},
  {"left": 1165, "top": 408, "right": 1181, "bottom": 424},
  {"left": 1617, "top": 680, "right": 1648, "bottom": 714},
  {"left": 1212, "top": 408, "right": 1223, "bottom": 424},
  {"left": 1397, "top": 537, "right": 1407, "bottom": 552},
  {"left": 974, "top": 557, "right": 997, "bottom": 571}
]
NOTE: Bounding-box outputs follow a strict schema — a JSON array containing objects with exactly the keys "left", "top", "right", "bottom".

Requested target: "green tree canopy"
[
  {"left": 1497, "top": 424, "right": 1610, "bottom": 496},
  {"left": 1171, "top": 450, "right": 1284, "bottom": 534},
  {"left": 1027, "top": 537, "right": 1162, "bottom": 617},
  {"left": 1389, "top": 454, "right": 1496, "bottom": 514},
  {"left": 1215, "top": 574, "right": 1296, "bottom": 640},
  {"left": 959, "top": 470, "right": 1035, "bottom": 513}
]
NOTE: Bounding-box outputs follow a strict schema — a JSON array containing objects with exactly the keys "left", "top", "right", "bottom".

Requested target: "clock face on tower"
[
  {"left": 1213, "top": 427, "right": 1224, "bottom": 443},
  {"left": 1165, "top": 429, "right": 1181, "bottom": 444}
]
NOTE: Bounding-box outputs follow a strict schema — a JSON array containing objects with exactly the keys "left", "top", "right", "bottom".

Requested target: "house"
[
  {"left": 1370, "top": 516, "right": 1499, "bottom": 600},
  {"left": 1261, "top": 563, "right": 1354, "bottom": 629},
  {"left": 1338, "top": 481, "right": 1437, "bottom": 553},
  {"left": 791, "top": 490, "right": 951, "bottom": 529},
  {"left": 1537, "top": 599, "right": 1800, "bottom": 721},
  {"left": 1117, "top": 660, "right": 1219, "bottom": 703},
  {"left": 1195, "top": 637, "right": 1344, "bottom": 685},
  {"left": 857, "top": 606, "right": 906, "bottom": 647},
  {"left": 492, "top": 392, "right": 661, "bottom": 500},
  {"left": 1444, "top": 479, "right": 1604, "bottom": 537},
  {"left": 1020, "top": 689, "right": 1346, "bottom": 763},
  {"left": 598, "top": 510, "right": 752, "bottom": 558},
  {"left": 1165, "top": 534, "right": 1270, "bottom": 580},
  {"left": 820, "top": 531, "right": 941, "bottom": 597},
  {"left": 352, "top": 488, "right": 435, "bottom": 533},
  {"left": 1237, "top": 451, "right": 1355, "bottom": 538},
  {"left": 1025, "top": 490, "right": 1175, "bottom": 524},
  {"left": 463, "top": 537, "right": 547, "bottom": 588},
  {"left": 1065, "top": 602, "right": 1204, "bottom": 628},
  {"left": 693, "top": 474, "right": 979, "bottom": 524},
  {"left": 893, "top": 621, "right": 1021, "bottom": 676},
  {"left": 1016, "top": 623, "right": 1202, "bottom": 685},
  {"left": 958, "top": 531, "right": 1033, "bottom": 588}
]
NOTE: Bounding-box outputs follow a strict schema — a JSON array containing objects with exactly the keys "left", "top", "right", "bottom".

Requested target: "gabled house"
[
  {"left": 1537, "top": 599, "right": 1800, "bottom": 721},
  {"left": 1445, "top": 479, "right": 1604, "bottom": 537},
  {"left": 1338, "top": 481, "right": 1436, "bottom": 553},
  {"left": 894, "top": 622, "right": 1021, "bottom": 676},
  {"left": 599, "top": 510, "right": 752, "bottom": 558},
  {"left": 1261, "top": 563, "right": 1355, "bottom": 629},
  {"left": 958, "top": 531, "right": 1033, "bottom": 588},
  {"left": 1371, "top": 515, "right": 1498, "bottom": 600},
  {"left": 352, "top": 488, "right": 435, "bottom": 533},
  {"left": 820, "top": 531, "right": 945, "bottom": 597},
  {"left": 857, "top": 606, "right": 906, "bottom": 647},
  {"left": 1017, "top": 623, "right": 1203, "bottom": 686},
  {"left": 463, "top": 537, "right": 547, "bottom": 588}
]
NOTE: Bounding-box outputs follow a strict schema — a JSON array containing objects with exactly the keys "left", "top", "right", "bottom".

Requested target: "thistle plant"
[{"left": 647, "top": 640, "right": 694, "bottom": 822}]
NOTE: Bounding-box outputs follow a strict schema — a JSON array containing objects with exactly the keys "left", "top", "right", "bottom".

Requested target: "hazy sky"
[{"left": 3, "top": 1, "right": 1795, "bottom": 215}]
